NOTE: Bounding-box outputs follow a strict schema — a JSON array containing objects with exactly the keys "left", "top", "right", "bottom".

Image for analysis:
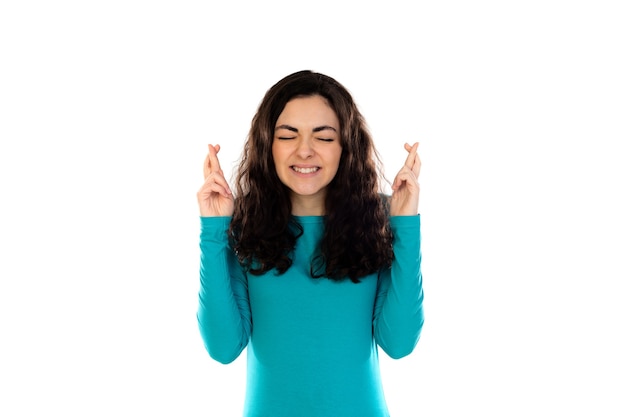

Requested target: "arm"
[
  {"left": 373, "top": 214, "right": 424, "bottom": 359},
  {"left": 196, "top": 144, "right": 249, "bottom": 363},
  {"left": 197, "top": 216, "right": 251, "bottom": 364}
]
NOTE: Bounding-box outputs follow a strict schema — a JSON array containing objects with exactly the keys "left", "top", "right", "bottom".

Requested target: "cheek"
[
  {"left": 332, "top": 147, "right": 343, "bottom": 169},
  {"left": 271, "top": 143, "right": 282, "bottom": 165},
  {"left": 271, "top": 145, "right": 288, "bottom": 178}
]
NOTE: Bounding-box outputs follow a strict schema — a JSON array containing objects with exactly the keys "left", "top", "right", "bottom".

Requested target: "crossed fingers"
[
  {"left": 203, "top": 144, "right": 224, "bottom": 179},
  {"left": 202, "top": 144, "right": 232, "bottom": 197},
  {"left": 403, "top": 142, "right": 421, "bottom": 180}
]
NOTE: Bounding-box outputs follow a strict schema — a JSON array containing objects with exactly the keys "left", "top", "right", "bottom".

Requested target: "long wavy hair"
[{"left": 229, "top": 70, "right": 394, "bottom": 283}]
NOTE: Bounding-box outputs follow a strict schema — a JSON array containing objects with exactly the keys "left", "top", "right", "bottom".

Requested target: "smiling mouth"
[{"left": 291, "top": 166, "right": 320, "bottom": 174}]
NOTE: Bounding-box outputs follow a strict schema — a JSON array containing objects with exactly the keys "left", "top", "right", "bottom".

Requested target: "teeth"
[{"left": 293, "top": 166, "right": 319, "bottom": 174}]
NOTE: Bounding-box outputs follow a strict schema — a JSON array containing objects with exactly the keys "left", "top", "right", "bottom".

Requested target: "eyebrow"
[{"left": 275, "top": 124, "right": 338, "bottom": 133}]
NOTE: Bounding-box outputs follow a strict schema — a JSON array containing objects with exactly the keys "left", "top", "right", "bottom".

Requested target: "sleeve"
[
  {"left": 197, "top": 216, "right": 252, "bottom": 364},
  {"left": 373, "top": 214, "right": 424, "bottom": 359}
]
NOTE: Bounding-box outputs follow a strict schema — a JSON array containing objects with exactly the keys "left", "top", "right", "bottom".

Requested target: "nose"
[{"left": 296, "top": 137, "right": 314, "bottom": 159}]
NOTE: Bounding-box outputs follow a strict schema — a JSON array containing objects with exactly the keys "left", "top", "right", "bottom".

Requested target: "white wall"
[{"left": 1, "top": 1, "right": 625, "bottom": 416}]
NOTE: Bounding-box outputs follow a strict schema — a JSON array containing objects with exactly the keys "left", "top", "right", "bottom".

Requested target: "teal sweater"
[{"left": 197, "top": 215, "right": 424, "bottom": 417}]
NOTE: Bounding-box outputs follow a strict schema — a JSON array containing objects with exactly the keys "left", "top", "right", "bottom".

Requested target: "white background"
[{"left": 1, "top": 1, "right": 625, "bottom": 416}]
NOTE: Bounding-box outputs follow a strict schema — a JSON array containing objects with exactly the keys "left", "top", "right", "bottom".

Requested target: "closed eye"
[
  {"left": 277, "top": 136, "right": 296, "bottom": 140},
  {"left": 317, "top": 138, "right": 335, "bottom": 142}
]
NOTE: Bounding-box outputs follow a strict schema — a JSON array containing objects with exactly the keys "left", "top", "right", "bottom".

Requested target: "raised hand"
[
  {"left": 390, "top": 142, "right": 421, "bottom": 216},
  {"left": 197, "top": 144, "right": 234, "bottom": 217}
]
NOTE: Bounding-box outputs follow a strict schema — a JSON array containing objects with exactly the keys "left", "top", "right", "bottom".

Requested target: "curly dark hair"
[{"left": 229, "top": 70, "right": 394, "bottom": 283}]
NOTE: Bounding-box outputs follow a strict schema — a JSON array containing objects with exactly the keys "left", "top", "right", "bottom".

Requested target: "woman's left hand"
[{"left": 390, "top": 142, "right": 421, "bottom": 216}]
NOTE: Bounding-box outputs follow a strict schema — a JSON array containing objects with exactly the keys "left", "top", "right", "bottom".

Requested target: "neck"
[{"left": 290, "top": 194, "right": 325, "bottom": 216}]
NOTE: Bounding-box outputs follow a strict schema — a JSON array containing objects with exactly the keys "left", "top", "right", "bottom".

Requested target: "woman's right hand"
[{"left": 197, "top": 144, "right": 234, "bottom": 217}]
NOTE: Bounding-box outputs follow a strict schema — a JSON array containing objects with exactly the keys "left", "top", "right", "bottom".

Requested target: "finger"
[
  {"left": 199, "top": 173, "right": 232, "bottom": 197},
  {"left": 214, "top": 171, "right": 232, "bottom": 195},
  {"left": 203, "top": 152, "right": 211, "bottom": 179},
  {"left": 412, "top": 151, "right": 421, "bottom": 178},
  {"left": 202, "top": 182, "right": 232, "bottom": 198},
  {"left": 391, "top": 166, "right": 418, "bottom": 190},
  {"left": 402, "top": 142, "right": 419, "bottom": 169},
  {"left": 406, "top": 142, "right": 421, "bottom": 177},
  {"left": 203, "top": 144, "right": 224, "bottom": 180},
  {"left": 208, "top": 144, "right": 224, "bottom": 175}
]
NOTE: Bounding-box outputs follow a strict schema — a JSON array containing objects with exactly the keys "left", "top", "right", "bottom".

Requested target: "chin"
[{"left": 289, "top": 185, "right": 327, "bottom": 198}]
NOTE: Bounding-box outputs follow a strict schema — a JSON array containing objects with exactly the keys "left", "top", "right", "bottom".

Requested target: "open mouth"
[{"left": 291, "top": 166, "right": 320, "bottom": 174}]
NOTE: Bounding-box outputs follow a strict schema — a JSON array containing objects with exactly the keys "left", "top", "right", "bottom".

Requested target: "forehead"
[{"left": 277, "top": 95, "right": 339, "bottom": 125}]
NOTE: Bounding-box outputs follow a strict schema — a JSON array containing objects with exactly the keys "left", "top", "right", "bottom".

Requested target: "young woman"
[{"left": 197, "top": 70, "right": 424, "bottom": 417}]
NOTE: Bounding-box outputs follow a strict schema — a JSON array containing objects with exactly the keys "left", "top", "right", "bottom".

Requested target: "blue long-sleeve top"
[{"left": 197, "top": 214, "right": 424, "bottom": 417}]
